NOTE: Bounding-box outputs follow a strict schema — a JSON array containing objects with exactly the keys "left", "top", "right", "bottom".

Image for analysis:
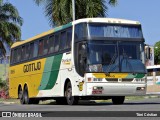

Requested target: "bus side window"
[
  {"left": 13, "top": 49, "right": 17, "bottom": 63},
  {"left": 48, "top": 35, "right": 54, "bottom": 54},
  {"left": 156, "top": 68, "right": 160, "bottom": 76},
  {"left": 43, "top": 38, "right": 49, "bottom": 55},
  {"left": 25, "top": 44, "right": 30, "bottom": 60},
  {"left": 54, "top": 34, "right": 60, "bottom": 52},
  {"left": 29, "top": 43, "right": 34, "bottom": 59},
  {"left": 38, "top": 39, "right": 44, "bottom": 56},
  {"left": 147, "top": 69, "right": 153, "bottom": 76},
  {"left": 66, "top": 28, "right": 72, "bottom": 49},
  {"left": 33, "top": 41, "right": 38, "bottom": 58},
  {"left": 59, "top": 31, "right": 66, "bottom": 51},
  {"left": 10, "top": 50, "right": 14, "bottom": 64},
  {"left": 16, "top": 48, "right": 21, "bottom": 62},
  {"left": 21, "top": 46, "right": 25, "bottom": 61}
]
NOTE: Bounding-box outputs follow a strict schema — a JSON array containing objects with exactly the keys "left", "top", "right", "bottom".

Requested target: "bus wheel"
[
  {"left": 19, "top": 88, "right": 25, "bottom": 104},
  {"left": 112, "top": 96, "right": 125, "bottom": 105},
  {"left": 65, "top": 82, "right": 79, "bottom": 105},
  {"left": 23, "top": 86, "right": 32, "bottom": 104}
]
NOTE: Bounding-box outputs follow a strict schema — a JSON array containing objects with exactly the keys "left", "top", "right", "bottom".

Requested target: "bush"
[{"left": 0, "top": 78, "right": 9, "bottom": 99}]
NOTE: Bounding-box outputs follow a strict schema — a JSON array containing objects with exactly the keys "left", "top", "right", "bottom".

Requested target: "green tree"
[
  {"left": 0, "top": 0, "right": 23, "bottom": 56},
  {"left": 154, "top": 41, "right": 160, "bottom": 64},
  {"left": 34, "top": 0, "right": 117, "bottom": 26}
]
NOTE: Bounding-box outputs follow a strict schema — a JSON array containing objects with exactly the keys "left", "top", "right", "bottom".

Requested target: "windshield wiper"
[{"left": 106, "top": 47, "right": 118, "bottom": 73}]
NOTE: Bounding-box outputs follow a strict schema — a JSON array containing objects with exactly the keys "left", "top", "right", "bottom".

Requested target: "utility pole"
[{"left": 72, "top": 0, "right": 75, "bottom": 21}]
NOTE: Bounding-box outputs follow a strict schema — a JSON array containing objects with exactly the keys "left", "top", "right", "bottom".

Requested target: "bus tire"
[
  {"left": 19, "top": 88, "right": 25, "bottom": 104},
  {"left": 65, "top": 82, "right": 79, "bottom": 105},
  {"left": 112, "top": 96, "right": 125, "bottom": 105},
  {"left": 23, "top": 86, "right": 32, "bottom": 104}
]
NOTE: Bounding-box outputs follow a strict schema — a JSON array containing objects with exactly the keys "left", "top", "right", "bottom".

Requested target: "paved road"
[
  {"left": 0, "top": 98, "right": 160, "bottom": 120},
  {"left": 0, "top": 98, "right": 160, "bottom": 111}
]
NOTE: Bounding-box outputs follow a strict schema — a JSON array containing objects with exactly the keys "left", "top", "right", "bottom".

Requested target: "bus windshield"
[
  {"left": 88, "top": 23, "right": 143, "bottom": 38},
  {"left": 87, "top": 41, "right": 146, "bottom": 73}
]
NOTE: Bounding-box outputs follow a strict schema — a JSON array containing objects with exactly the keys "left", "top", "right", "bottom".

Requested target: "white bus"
[
  {"left": 146, "top": 65, "right": 160, "bottom": 94},
  {"left": 9, "top": 18, "right": 147, "bottom": 105}
]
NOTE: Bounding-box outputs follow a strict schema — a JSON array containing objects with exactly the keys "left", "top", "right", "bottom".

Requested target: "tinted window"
[
  {"left": 10, "top": 50, "right": 14, "bottom": 64},
  {"left": 75, "top": 24, "right": 83, "bottom": 39},
  {"left": 75, "top": 23, "right": 86, "bottom": 41},
  {"left": 17, "top": 48, "right": 21, "bottom": 62},
  {"left": 54, "top": 34, "right": 60, "bottom": 52},
  {"left": 88, "top": 24, "right": 143, "bottom": 38},
  {"left": 66, "top": 28, "right": 72, "bottom": 49},
  {"left": 43, "top": 38, "right": 49, "bottom": 55},
  {"left": 59, "top": 31, "right": 66, "bottom": 51},
  {"left": 25, "top": 44, "right": 30, "bottom": 60},
  {"left": 21, "top": 46, "right": 25, "bottom": 61},
  {"left": 147, "top": 69, "right": 153, "bottom": 76},
  {"left": 13, "top": 49, "right": 17, "bottom": 63},
  {"left": 29, "top": 43, "right": 34, "bottom": 59},
  {"left": 38, "top": 40, "right": 44, "bottom": 56},
  {"left": 48, "top": 36, "right": 55, "bottom": 54},
  {"left": 33, "top": 41, "right": 38, "bottom": 58}
]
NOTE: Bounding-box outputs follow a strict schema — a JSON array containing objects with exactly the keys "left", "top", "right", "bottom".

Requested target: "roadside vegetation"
[
  {"left": 33, "top": 0, "right": 117, "bottom": 26},
  {"left": 154, "top": 41, "right": 160, "bottom": 64},
  {"left": 0, "top": 77, "right": 9, "bottom": 99},
  {"left": 0, "top": 0, "right": 22, "bottom": 101}
]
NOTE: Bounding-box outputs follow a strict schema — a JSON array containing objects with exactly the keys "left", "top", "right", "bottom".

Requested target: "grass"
[
  {"left": 0, "top": 64, "right": 9, "bottom": 81},
  {"left": 125, "top": 96, "right": 147, "bottom": 100},
  {"left": 0, "top": 98, "right": 19, "bottom": 104},
  {"left": 94, "top": 96, "right": 160, "bottom": 103}
]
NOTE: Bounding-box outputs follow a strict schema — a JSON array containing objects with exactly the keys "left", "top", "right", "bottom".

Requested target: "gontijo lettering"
[{"left": 23, "top": 62, "right": 41, "bottom": 73}]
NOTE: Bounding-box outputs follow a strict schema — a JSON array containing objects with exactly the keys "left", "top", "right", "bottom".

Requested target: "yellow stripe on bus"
[{"left": 92, "top": 73, "right": 129, "bottom": 78}]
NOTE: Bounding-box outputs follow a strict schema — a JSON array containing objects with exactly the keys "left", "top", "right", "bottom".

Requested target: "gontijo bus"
[{"left": 9, "top": 18, "right": 147, "bottom": 105}]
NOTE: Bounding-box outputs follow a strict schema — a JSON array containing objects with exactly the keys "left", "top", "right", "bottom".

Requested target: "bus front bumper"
[{"left": 86, "top": 83, "right": 146, "bottom": 96}]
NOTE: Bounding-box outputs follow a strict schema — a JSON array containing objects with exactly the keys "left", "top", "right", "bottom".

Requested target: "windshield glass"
[
  {"left": 87, "top": 41, "right": 146, "bottom": 73},
  {"left": 88, "top": 23, "right": 143, "bottom": 38}
]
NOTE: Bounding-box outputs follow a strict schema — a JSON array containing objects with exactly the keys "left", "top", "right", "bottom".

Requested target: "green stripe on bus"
[
  {"left": 54, "top": 23, "right": 72, "bottom": 33},
  {"left": 134, "top": 73, "right": 145, "bottom": 78},
  {"left": 126, "top": 73, "right": 145, "bottom": 78},
  {"left": 39, "top": 54, "right": 63, "bottom": 90},
  {"left": 126, "top": 74, "right": 135, "bottom": 78}
]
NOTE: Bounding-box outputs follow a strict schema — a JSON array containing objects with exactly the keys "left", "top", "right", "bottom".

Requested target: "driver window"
[{"left": 77, "top": 43, "right": 87, "bottom": 75}]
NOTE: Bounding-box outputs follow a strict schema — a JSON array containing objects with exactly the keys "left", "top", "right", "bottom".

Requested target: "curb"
[{"left": 0, "top": 101, "right": 16, "bottom": 104}]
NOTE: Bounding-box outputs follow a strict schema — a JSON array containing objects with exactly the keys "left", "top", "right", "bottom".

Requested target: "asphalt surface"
[{"left": 0, "top": 98, "right": 160, "bottom": 120}]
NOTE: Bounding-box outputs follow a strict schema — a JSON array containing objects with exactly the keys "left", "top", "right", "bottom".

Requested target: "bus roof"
[
  {"left": 72, "top": 18, "right": 140, "bottom": 25},
  {"left": 146, "top": 65, "right": 160, "bottom": 69},
  {"left": 11, "top": 18, "right": 141, "bottom": 48}
]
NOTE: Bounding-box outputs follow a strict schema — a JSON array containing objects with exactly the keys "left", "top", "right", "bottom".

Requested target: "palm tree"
[
  {"left": 0, "top": 0, "right": 23, "bottom": 57},
  {"left": 34, "top": 0, "right": 117, "bottom": 26}
]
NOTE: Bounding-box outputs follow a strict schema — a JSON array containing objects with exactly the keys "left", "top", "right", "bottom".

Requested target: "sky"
[{"left": 7, "top": 0, "right": 160, "bottom": 46}]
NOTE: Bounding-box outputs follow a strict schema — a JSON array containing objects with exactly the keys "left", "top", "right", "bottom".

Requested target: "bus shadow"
[
  {"left": 40, "top": 100, "right": 113, "bottom": 106},
  {"left": 40, "top": 100, "right": 160, "bottom": 106},
  {"left": 124, "top": 102, "right": 160, "bottom": 105}
]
